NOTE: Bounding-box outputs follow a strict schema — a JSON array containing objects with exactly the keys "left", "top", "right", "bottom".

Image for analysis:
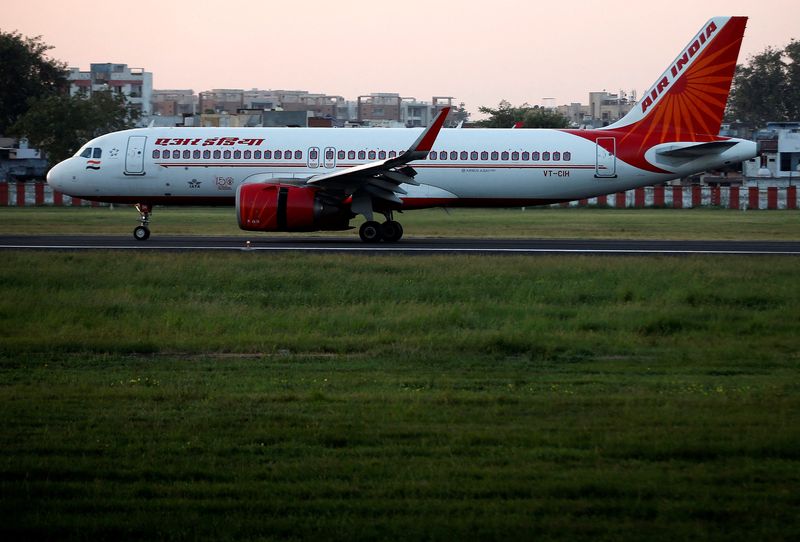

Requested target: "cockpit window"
[
  {"left": 93, "top": 148, "right": 102, "bottom": 159},
  {"left": 79, "top": 148, "right": 92, "bottom": 158}
]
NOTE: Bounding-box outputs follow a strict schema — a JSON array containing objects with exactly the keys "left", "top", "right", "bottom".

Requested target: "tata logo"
[{"left": 640, "top": 21, "right": 718, "bottom": 113}]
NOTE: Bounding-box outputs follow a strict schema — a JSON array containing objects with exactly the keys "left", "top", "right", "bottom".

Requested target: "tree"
[
  {"left": 784, "top": 40, "right": 800, "bottom": 121},
  {"left": 11, "top": 91, "right": 140, "bottom": 164},
  {"left": 726, "top": 40, "right": 800, "bottom": 127},
  {"left": 475, "top": 100, "right": 569, "bottom": 128},
  {"left": 446, "top": 102, "right": 470, "bottom": 127},
  {"left": 0, "top": 30, "right": 67, "bottom": 134},
  {"left": 520, "top": 107, "right": 570, "bottom": 129}
]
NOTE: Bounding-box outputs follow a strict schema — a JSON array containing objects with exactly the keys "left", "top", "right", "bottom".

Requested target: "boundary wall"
[{"left": 1, "top": 181, "right": 798, "bottom": 210}]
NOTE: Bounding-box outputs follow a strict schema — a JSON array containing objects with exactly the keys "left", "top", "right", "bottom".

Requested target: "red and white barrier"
[
  {"left": 0, "top": 181, "right": 101, "bottom": 207},
  {"left": 567, "top": 185, "right": 798, "bottom": 210},
  {"left": 1, "top": 181, "right": 798, "bottom": 210}
]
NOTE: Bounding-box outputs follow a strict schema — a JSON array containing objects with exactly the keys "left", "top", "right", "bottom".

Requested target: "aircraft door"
[
  {"left": 595, "top": 137, "right": 617, "bottom": 178},
  {"left": 324, "top": 147, "right": 336, "bottom": 169},
  {"left": 125, "top": 136, "right": 147, "bottom": 175},
  {"left": 308, "top": 147, "right": 320, "bottom": 168}
]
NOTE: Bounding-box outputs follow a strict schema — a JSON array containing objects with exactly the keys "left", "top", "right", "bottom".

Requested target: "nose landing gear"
[{"left": 133, "top": 203, "right": 151, "bottom": 241}]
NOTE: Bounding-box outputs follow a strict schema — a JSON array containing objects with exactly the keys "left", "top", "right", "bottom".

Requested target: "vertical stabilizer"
[{"left": 606, "top": 16, "right": 747, "bottom": 143}]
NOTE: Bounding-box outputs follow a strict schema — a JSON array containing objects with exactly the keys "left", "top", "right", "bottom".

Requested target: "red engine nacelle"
[{"left": 236, "top": 183, "right": 350, "bottom": 232}]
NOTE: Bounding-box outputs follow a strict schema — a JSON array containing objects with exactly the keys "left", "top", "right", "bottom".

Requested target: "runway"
[{"left": 2, "top": 234, "right": 800, "bottom": 255}]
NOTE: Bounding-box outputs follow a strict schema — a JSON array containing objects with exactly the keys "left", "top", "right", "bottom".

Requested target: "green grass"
[
  {"left": 1, "top": 252, "right": 799, "bottom": 540},
  {"left": 1, "top": 205, "right": 799, "bottom": 239}
]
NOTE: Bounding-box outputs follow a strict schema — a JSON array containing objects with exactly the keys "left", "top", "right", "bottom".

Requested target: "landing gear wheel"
[
  {"left": 134, "top": 203, "right": 152, "bottom": 241},
  {"left": 359, "top": 221, "right": 383, "bottom": 243},
  {"left": 381, "top": 220, "right": 403, "bottom": 243},
  {"left": 133, "top": 225, "right": 150, "bottom": 241}
]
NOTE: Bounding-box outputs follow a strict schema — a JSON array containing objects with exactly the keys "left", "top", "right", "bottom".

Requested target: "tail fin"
[{"left": 607, "top": 16, "right": 747, "bottom": 143}]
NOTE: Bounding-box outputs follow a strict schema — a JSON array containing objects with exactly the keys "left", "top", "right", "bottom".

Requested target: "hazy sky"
[{"left": 4, "top": 0, "right": 799, "bottom": 115}]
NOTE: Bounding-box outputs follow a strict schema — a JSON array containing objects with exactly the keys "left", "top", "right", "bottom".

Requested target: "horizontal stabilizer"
[{"left": 657, "top": 141, "right": 738, "bottom": 158}]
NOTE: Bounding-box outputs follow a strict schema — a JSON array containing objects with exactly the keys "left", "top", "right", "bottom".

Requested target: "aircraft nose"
[{"left": 46, "top": 160, "right": 69, "bottom": 192}]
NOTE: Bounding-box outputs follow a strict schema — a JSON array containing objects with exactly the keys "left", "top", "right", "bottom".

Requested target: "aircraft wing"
[{"left": 306, "top": 107, "right": 450, "bottom": 214}]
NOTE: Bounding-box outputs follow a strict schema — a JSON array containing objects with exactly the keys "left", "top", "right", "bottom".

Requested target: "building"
[
  {"left": 354, "top": 94, "right": 456, "bottom": 127},
  {"left": 199, "top": 89, "right": 244, "bottom": 114},
  {"left": 67, "top": 63, "right": 153, "bottom": 117},
  {"left": 401, "top": 97, "right": 431, "bottom": 127},
  {"left": 557, "top": 90, "right": 636, "bottom": 128},
  {"left": 150, "top": 88, "right": 460, "bottom": 127},
  {"left": 241, "top": 89, "right": 346, "bottom": 119},
  {"left": 0, "top": 137, "right": 47, "bottom": 181},
  {"left": 151, "top": 89, "right": 197, "bottom": 117},
  {"left": 357, "top": 93, "right": 402, "bottom": 125},
  {"left": 743, "top": 122, "right": 800, "bottom": 186}
]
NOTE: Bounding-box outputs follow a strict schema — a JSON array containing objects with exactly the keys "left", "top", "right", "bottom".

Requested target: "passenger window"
[
  {"left": 295, "top": 150, "right": 302, "bottom": 159},
  {"left": 261, "top": 150, "right": 269, "bottom": 159},
  {"left": 194, "top": 150, "right": 201, "bottom": 159},
  {"left": 378, "top": 150, "right": 386, "bottom": 159},
  {"left": 173, "top": 150, "right": 180, "bottom": 159},
  {"left": 203, "top": 150, "right": 211, "bottom": 159},
  {"left": 275, "top": 150, "right": 283, "bottom": 159},
  {"left": 213, "top": 150, "right": 221, "bottom": 159},
  {"left": 429, "top": 151, "right": 437, "bottom": 160},
  {"left": 522, "top": 151, "right": 530, "bottom": 161},
  {"left": 501, "top": 151, "right": 509, "bottom": 160},
  {"left": 183, "top": 150, "right": 191, "bottom": 159},
  {"left": 481, "top": 151, "right": 488, "bottom": 160},
  {"left": 310, "top": 149, "right": 318, "bottom": 160},
  {"left": 368, "top": 150, "right": 376, "bottom": 160},
  {"left": 553, "top": 152, "right": 561, "bottom": 161},
  {"left": 234, "top": 150, "right": 241, "bottom": 159},
  {"left": 348, "top": 150, "right": 356, "bottom": 160},
  {"left": 563, "top": 151, "right": 571, "bottom": 161},
  {"left": 358, "top": 150, "right": 366, "bottom": 160},
  {"left": 388, "top": 150, "right": 397, "bottom": 158},
  {"left": 223, "top": 150, "right": 231, "bottom": 159},
  {"left": 80, "top": 148, "right": 92, "bottom": 158},
  {"left": 449, "top": 151, "right": 457, "bottom": 160},
  {"left": 491, "top": 151, "right": 499, "bottom": 160},
  {"left": 532, "top": 152, "right": 540, "bottom": 160},
  {"left": 93, "top": 148, "right": 102, "bottom": 159},
  {"left": 337, "top": 150, "right": 345, "bottom": 160},
  {"left": 284, "top": 149, "right": 292, "bottom": 159},
  {"left": 152, "top": 150, "right": 160, "bottom": 159},
  {"left": 511, "top": 151, "right": 519, "bottom": 161},
  {"left": 459, "top": 151, "right": 467, "bottom": 160},
  {"left": 542, "top": 152, "right": 551, "bottom": 161},
  {"left": 326, "top": 149, "right": 334, "bottom": 160}
]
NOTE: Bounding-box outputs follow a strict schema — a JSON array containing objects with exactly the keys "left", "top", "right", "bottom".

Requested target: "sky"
[{"left": 4, "top": 0, "right": 799, "bottom": 117}]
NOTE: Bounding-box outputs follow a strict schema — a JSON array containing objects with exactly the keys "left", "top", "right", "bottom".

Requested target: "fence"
[
  {"left": 1, "top": 181, "right": 798, "bottom": 210},
  {"left": 1, "top": 181, "right": 102, "bottom": 207}
]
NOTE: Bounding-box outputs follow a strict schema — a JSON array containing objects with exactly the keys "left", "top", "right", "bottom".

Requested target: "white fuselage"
[{"left": 47, "top": 126, "right": 757, "bottom": 207}]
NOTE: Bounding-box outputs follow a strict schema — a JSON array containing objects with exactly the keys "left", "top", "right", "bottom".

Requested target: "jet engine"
[{"left": 236, "top": 183, "right": 351, "bottom": 232}]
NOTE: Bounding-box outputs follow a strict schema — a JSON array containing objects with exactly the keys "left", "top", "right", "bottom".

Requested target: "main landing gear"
[
  {"left": 133, "top": 203, "right": 151, "bottom": 241},
  {"left": 359, "top": 215, "right": 404, "bottom": 243}
]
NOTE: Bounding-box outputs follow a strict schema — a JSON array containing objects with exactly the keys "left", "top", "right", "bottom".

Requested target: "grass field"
[
  {"left": 1, "top": 205, "right": 799, "bottom": 239},
  {"left": 1, "top": 208, "right": 799, "bottom": 540}
]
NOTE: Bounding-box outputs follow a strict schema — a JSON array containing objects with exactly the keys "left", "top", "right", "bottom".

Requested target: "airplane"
[{"left": 47, "top": 16, "right": 756, "bottom": 243}]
